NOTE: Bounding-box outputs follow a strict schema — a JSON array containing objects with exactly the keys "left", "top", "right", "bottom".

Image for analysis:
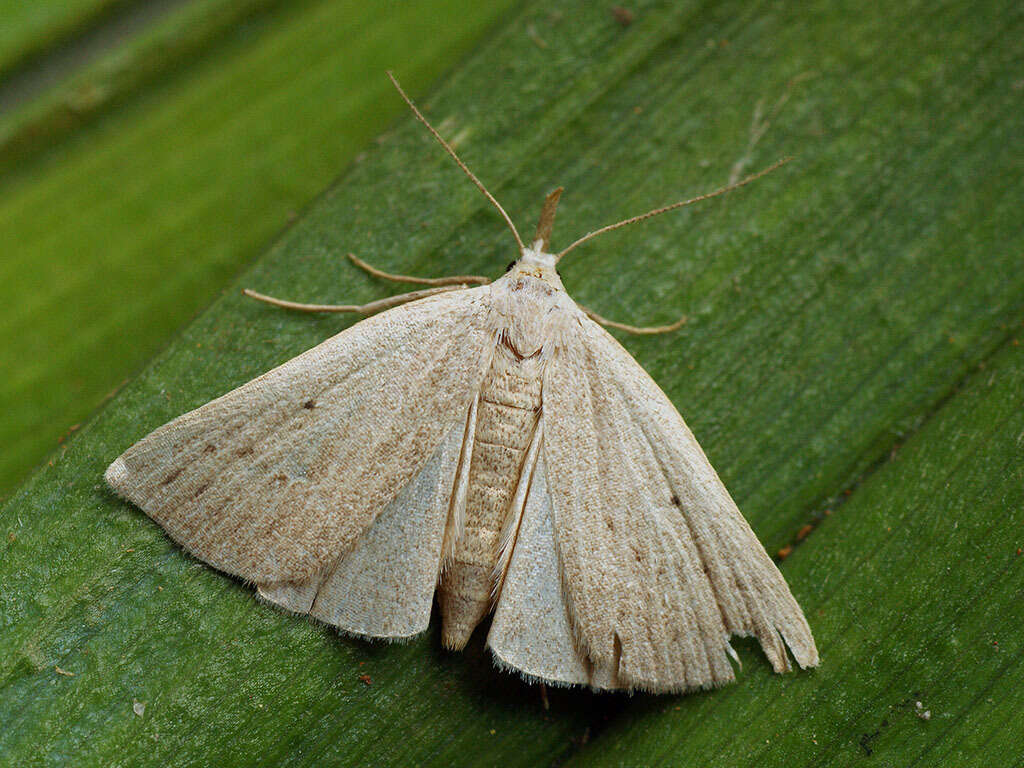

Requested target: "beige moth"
[{"left": 105, "top": 73, "right": 818, "bottom": 694}]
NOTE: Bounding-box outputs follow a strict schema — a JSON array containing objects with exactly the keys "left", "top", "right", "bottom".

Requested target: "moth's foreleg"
[
  {"left": 242, "top": 284, "right": 468, "bottom": 316},
  {"left": 347, "top": 253, "right": 490, "bottom": 287}
]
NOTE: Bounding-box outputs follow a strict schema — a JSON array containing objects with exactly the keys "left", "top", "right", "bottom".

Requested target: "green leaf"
[
  {"left": 0, "top": 0, "right": 121, "bottom": 78},
  {"left": 2, "top": 0, "right": 1022, "bottom": 765},
  {"left": 0, "top": 0, "right": 517, "bottom": 496}
]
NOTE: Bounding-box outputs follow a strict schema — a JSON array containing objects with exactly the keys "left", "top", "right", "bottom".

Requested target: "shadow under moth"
[{"left": 106, "top": 73, "right": 818, "bottom": 694}]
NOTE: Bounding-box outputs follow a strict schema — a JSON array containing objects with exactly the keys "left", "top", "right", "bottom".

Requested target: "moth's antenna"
[
  {"left": 387, "top": 71, "right": 525, "bottom": 253},
  {"left": 556, "top": 156, "right": 792, "bottom": 263}
]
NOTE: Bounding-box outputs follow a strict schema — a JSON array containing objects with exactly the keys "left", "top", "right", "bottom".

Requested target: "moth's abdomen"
[{"left": 439, "top": 343, "right": 542, "bottom": 649}]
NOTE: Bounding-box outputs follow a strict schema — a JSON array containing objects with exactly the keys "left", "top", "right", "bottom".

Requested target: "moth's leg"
[
  {"left": 242, "top": 284, "right": 467, "bottom": 316},
  {"left": 580, "top": 305, "right": 687, "bottom": 335},
  {"left": 348, "top": 253, "right": 490, "bottom": 286}
]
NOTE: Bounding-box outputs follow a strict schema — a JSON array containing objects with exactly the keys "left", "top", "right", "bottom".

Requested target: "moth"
[{"left": 106, "top": 73, "right": 818, "bottom": 693}]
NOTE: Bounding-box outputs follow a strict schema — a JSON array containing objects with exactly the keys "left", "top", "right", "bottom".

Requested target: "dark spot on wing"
[
  {"left": 670, "top": 494, "right": 681, "bottom": 507},
  {"left": 160, "top": 467, "right": 183, "bottom": 486},
  {"left": 303, "top": 399, "right": 315, "bottom": 409}
]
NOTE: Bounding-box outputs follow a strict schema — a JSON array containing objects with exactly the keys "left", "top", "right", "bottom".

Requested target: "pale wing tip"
[
  {"left": 784, "top": 613, "right": 821, "bottom": 670},
  {"left": 489, "top": 647, "right": 577, "bottom": 688},
  {"left": 256, "top": 584, "right": 429, "bottom": 645},
  {"left": 104, "top": 457, "right": 129, "bottom": 495},
  {"left": 775, "top": 623, "right": 820, "bottom": 672},
  {"left": 489, "top": 646, "right": 623, "bottom": 692},
  {"left": 257, "top": 582, "right": 317, "bottom": 614},
  {"left": 794, "top": 641, "right": 821, "bottom": 670},
  {"left": 747, "top": 618, "right": 820, "bottom": 675}
]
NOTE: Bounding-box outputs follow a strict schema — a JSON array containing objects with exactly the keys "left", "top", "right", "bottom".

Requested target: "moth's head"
[
  {"left": 497, "top": 187, "right": 566, "bottom": 291},
  {"left": 503, "top": 242, "right": 564, "bottom": 291}
]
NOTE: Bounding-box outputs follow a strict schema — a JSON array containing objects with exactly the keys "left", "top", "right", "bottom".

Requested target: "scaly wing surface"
[
  {"left": 107, "top": 287, "right": 496, "bottom": 593},
  {"left": 541, "top": 313, "right": 818, "bottom": 692}
]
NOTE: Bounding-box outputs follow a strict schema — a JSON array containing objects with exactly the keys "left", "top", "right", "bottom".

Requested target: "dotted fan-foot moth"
[{"left": 106, "top": 73, "right": 818, "bottom": 694}]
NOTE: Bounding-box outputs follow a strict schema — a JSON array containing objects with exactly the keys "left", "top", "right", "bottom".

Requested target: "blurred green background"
[
  {"left": 0, "top": 0, "right": 517, "bottom": 499},
  {"left": 1, "top": 0, "right": 1022, "bottom": 766}
]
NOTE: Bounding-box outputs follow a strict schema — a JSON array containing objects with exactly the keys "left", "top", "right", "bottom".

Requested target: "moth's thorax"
[
  {"left": 492, "top": 246, "right": 575, "bottom": 358},
  {"left": 511, "top": 244, "right": 563, "bottom": 289}
]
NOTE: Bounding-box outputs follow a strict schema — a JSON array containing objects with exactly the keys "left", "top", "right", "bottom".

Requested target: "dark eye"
[{"left": 505, "top": 261, "right": 516, "bottom": 273}]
